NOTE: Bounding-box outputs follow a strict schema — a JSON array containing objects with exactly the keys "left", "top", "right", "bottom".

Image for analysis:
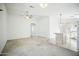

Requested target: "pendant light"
[
  {"left": 40, "top": 3, "right": 48, "bottom": 8},
  {"left": 26, "top": 11, "right": 32, "bottom": 19}
]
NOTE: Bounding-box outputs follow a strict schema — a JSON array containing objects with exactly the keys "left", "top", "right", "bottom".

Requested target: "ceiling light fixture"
[{"left": 40, "top": 3, "right": 48, "bottom": 8}]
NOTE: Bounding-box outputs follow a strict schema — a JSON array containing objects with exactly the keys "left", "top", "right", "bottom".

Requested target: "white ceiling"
[{"left": 5, "top": 3, "right": 79, "bottom": 19}]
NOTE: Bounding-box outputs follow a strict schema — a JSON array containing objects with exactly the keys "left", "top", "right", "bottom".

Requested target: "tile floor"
[{"left": 1, "top": 37, "right": 77, "bottom": 56}]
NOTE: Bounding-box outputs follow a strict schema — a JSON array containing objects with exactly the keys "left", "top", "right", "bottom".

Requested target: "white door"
[{"left": 31, "top": 23, "right": 36, "bottom": 37}]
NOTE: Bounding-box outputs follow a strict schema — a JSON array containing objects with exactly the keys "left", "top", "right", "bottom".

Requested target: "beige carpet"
[{"left": 1, "top": 37, "right": 77, "bottom": 56}]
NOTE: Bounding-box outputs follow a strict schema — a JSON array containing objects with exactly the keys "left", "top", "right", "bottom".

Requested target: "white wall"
[
  {"left": 49, "top": 15, "right": 60, "bottom": 44},
  {"left": 30, "top": 16, "right": 50, "bottom": 38},
  {"left": 77, "top": 21, "right": 79, "bottom": 50},
  {"left": 7, "top": 14, "right": 31, "bottom": 40},
  {"left": 30, "top": 18, "right": 38, "bottom": 37},
  {"left": 0, "top": 4, "right": 7, "bottom": 53},
  {"left": 49, "top": 15, "right": 60, "bottom": 38},
  {"left": 7, "top": 7, "right": 50, "bottom": 40},
  {"left": 37, "top": 16, "right": 50, "bottom": 38}
]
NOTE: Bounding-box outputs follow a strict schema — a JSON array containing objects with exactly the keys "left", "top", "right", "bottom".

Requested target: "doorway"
[{"left": 30, "top": 16, "right": 50, "bottom": 38}]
